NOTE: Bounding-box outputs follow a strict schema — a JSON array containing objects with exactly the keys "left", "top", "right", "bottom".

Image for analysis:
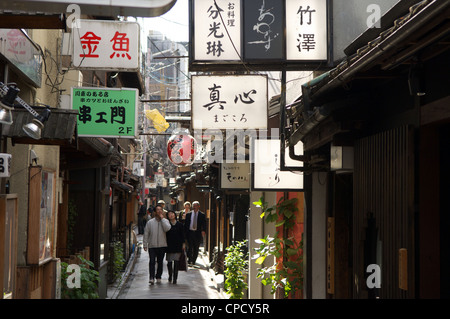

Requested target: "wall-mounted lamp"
[
  {"left": 0, "top": 82, "right": 52, "bottom": 140},
  {"left": 23, "top": 107, "right": 51, "bottom": 140},
  {"left": 0, "top": 84, "right": 20, "bottom": 125}
]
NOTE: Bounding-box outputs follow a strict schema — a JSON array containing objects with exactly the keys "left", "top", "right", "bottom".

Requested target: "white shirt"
[{"left": 190, "top": 210, "right": 198, "bottom": 231}]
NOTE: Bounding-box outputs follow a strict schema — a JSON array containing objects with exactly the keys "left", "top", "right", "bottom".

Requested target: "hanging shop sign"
[
  {"left": 71, "top": 87, "right": 138, "bottom": 138},
  {"left": 0, "top": 153, "right": 12, "bottom": 178},
  {"left": 190, "top": 0, "right": 329, "bottom": 70},
  {"left": 251, "top": 138, "right": 303, "bottom": 191},
  {"left": 0, "top": 29, "right": 42, "bottom": 87},
  {"left": 285, "top": 0, "right": 328, "bottom": 61},
  {"left": 191, "top": 74, "right": 268, "bottom": 130},
  {"left": 193, "top": 0, "right": 241, "bottom": 61},
  {"left": 73, "top": 19, "right": 140, "bottom": 70},
  {"left": 243, "top": 0, "right": 284, "bottom": 61},
  {"left": 220, "top": 162, "right": 250, "bottom": 190}
]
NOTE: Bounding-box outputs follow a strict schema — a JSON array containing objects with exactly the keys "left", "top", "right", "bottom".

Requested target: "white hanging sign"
[
  {"left": 0, "top": 153, "right": 12, "bottom": 178},
  {"left": 193, "top": 0, "right": 241, "bottom": 61},
  {"left": 252, "top": 139, "right": 303, "bottom": 190},
  {"left": 220, "top": 162, "right": 250, "bottom": 189},
  {"left": 286, "top": 0, "right": 328, "bottom": 61},
  {"left": 191, "top": 75, "right": 268, "bottom": 130},
  {"left": 73, "top": 19, "right": 140, "bottom": 70}
]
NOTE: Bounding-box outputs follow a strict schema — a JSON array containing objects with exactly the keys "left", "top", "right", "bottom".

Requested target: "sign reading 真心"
[
  {"left": 71, "top": 87, "right": 138, "bottom": 138},
  {"left": 191, "top": 74, "right": 268, "bottom": 130}
]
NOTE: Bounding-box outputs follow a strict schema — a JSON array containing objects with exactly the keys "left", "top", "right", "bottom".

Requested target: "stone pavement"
[{"left": 116, "top": 234, "right": 227, "bottom": 299}]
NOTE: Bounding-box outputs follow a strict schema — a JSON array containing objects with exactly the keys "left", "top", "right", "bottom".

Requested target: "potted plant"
[{"left": 224, "top": 240, "right": 248, "bottom": 299}]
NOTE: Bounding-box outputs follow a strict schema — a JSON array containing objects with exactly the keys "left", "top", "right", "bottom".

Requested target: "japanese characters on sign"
[
  {"left": 0, "top": 29, "right": 42, "bottom": 87},
  {"left": 191, "top": 75, "right": 267, "bottom": 130},
  {"left": 73, "top": 20, "right": 140, "bottom": 70},
  {"left": 286, "top": 0, "right": 328, "bottom": 61},
  {"left": 244, "top": 0, "right": 284, "bottom": 60},
  {"left": 193, "top": 0, "right": 241, "bottom": 61},
  {"left": 252, "top": 139, "right": 303, "bottom": 190},
  {"left": 191, "top": 0, "right": 328, "bottom": 64},
  {"left": 220, "top": 162, "right": 250, "bottom": 189},
  {"left": 71, "top": 87, "right": 138, "bottom": 138}
]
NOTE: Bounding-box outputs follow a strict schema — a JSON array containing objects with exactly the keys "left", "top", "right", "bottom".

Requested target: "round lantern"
[{"left": 167, "top": 134, "right": 197, "bottom": 166}]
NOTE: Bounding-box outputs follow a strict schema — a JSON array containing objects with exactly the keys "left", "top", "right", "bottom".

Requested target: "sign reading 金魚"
[
  {"left": 71, "top": 87, "right": 138, "bottom": 138},
  {"left": 73, "top": 19, "right": 140, "bottom": 70}
]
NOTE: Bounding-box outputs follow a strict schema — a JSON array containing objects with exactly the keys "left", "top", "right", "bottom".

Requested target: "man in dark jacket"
[{"left": 184, "top": 201, "right": 206, "bottom": 266}]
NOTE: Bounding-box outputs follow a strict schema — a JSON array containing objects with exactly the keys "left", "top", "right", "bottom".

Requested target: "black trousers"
[
  {"left": 149, "top": 247, "right": 166, "bottom": 279},
  {"left": 187, "top": 231, "right": 201, "bottom": 264}
]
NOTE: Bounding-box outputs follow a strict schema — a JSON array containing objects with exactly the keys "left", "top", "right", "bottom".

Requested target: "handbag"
[{"left": 178, "top": 249, "right": 188, "bottom": 271}]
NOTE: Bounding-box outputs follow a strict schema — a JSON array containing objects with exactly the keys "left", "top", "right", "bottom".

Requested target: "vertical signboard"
[
  {"left": 286, "top": 0, "right": 328, "bottom": 61},
  {"left": 191, "top": 75, "right": 268, "bottom": 130},
  {"left": 193, "top": 0, "right": 241, "bottom": 61},
  {"left": 73, "top": 19, "right": 140, "bottom": 70},
  {"left": 243, "top": 0, "right": 284, "bottom": 60},
  {"left": 252, "top": 139, "right": 303, "bottom": 191},
  {"left": 71, "top": 87, "right": 138, "bottom": 138}
]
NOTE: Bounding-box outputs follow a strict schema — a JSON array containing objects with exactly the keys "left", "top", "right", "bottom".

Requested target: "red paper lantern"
[{"left": 167, "top": 134, "right": 197, "bottom": 166}]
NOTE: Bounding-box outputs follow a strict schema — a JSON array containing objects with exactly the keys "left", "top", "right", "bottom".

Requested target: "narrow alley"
[{"left": 115, "top": 232, "right": 226, "bottom": 299}]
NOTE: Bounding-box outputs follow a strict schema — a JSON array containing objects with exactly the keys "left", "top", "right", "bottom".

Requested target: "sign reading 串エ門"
[{"left": 72, "top": 87, "right": 138, "bottom": 138}]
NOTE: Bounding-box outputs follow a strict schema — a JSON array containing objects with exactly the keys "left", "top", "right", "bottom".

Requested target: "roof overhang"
[
  {"left": 1, "top": 107, "right": 78, "bottom": 146},
  {"left": 0, "top": 0, "right": 177, "bottom": 18},
  {"left": 0, "top": 11, "right": 66, "bottom": 29},
  {"left": 287, "top": 0, "right": 450, "bottom": 147}
]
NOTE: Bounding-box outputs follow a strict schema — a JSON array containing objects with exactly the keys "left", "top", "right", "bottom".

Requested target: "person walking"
[
  {"left": 158, "top": 199, "right": 168, "bottom": 217},
  {"left": 137, "top": 201, "right": 147, "bottom": 235},
  {"left": 143, "top": 204, "right": 171, "bottom": 285},
  {"left": 179, "top": 201, "right": 191, "bottom": 252},
  {"left": 178, "top": 201, "right": 191, "bottom": 226},
  {"left": 166, "top": 210, "right": 185, "bottom": 284},
  {"left": 184, "top": 201, "right": 206, "bottom": 266}
]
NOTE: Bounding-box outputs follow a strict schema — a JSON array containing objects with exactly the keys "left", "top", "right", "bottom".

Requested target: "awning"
[
  {"left": 0, "top": 0, "right": 177, "bottom": 18},
  {"left": 1, "top": 107, "right": 78, "bottom": 145},
  {"left": 0, "top": 11, "right": 66, "bottom": 29}
]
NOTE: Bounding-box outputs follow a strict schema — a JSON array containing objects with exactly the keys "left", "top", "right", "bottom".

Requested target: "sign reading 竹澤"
[
  {"left": 286, "top": 0, "right": 328, "bottom": 61},
  {"left": 73, "top": 19, "right": 140, "bottom": 70},
  {"left": 191, "top": 74, "right": 268, "bottom": 130},
  {"left": 71, "top": 87, "right": 138, "bottom": 138}
]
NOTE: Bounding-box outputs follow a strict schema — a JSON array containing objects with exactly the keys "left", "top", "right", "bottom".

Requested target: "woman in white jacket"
[{"left": 143, "top": 204, "right": 171, "bottom": 284}]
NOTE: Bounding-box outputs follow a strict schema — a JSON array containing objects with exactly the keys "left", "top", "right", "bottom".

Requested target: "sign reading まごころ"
[{"left": 71, "top": 87, "right": 138, "bottom": 138}]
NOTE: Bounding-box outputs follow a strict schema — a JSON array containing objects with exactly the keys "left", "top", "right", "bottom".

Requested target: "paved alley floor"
[{"left": 117, "top": 235, "right": 226, "bottom": 300}]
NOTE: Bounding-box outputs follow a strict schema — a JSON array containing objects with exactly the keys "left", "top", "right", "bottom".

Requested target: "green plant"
[
  {"left": 224, "top": 240, "right": 248, "bottom": 299},
  {"left": 60, "top": 255, "right": 100, "bottom": 299},
  {"left": 112, "top": 241, "right": 126, "bottom": 282},
  {"left": 252, "top": 196, "right": 304, "bottom": 298}
]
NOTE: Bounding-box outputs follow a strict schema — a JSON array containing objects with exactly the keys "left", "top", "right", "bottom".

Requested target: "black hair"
[{"left": 167, "top": 210, "right": 177, "bottom": 220}]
